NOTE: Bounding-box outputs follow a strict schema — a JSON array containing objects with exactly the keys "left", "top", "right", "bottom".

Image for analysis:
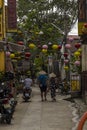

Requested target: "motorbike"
[
  {"left": 0, "top": 83, "right": 16, "bottom": 124},
  {"left": 0, "top": 98, "right": 12, "bottom": 124},
  {"left": 58, "top": 81, "right": 70, "bottom": 95},
  {"left": 8, "top": 93, "right": 17, "bottom": 115},
  {"left": 23, "top": 87, "right": 32, "bottom": 102}
]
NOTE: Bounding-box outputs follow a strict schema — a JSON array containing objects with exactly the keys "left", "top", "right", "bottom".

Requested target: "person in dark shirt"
[
  {"left": 38, "top": 74, "right": 48, "bottom": 101},
  {"left": 49, "top": 77, "right": 56, "bottom": 101}
]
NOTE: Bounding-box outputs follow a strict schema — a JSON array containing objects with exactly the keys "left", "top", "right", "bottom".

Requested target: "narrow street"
[{"left": 0, "top": 86, "right": 77, "bottom": 130}]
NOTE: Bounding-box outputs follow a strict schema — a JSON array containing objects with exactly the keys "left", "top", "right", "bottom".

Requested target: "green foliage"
[{"left": 17, "top": 0, "right": 78, "bottom": 45}]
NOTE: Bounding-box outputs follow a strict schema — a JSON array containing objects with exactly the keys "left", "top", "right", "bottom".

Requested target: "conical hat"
[
  {"left": 38, "top": 70, "right": 46, "bottom": 75},
  {"left": 49, "top": 73, "right": 56, "bottom": 78}
]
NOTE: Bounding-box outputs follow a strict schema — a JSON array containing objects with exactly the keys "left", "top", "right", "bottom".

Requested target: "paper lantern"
[
  {"left": 25, "top": 52, "right": 31, "bottom": 57},
  {"left": 58, "top": 45, "right": 62, "bottom": 50},
  {"left": 42, "top": 49, "right": 47, "bottom": 53},
  {"left": 17, "top": 41, "right": 24, "bottom": 45},
  {"left": 42, "top": 45, "right": 48, "bottom": 49},
  {"left": 75, "top": 43, "right": 81, "bottom": 49},
  {"left": 29, "top": 43, "right": 36, "bottom": 49},
  {"left": 64, "top": 59, "right": 69, "bottom": 64},
  {"left": 64, "top": 66, "right": 69, "bottom": 70},
  {"left": 74, "top": 51, "right": 80, "bottom": 57},
  {"left": 6, "top": 51, "right": 11, "bottom": 57},
  {"left": 52, "top": 44, "right": 58, "bottom": 50},
  {"left": 78, "top": 48, "right": 82, "bottom": 52},
  {"left": 65, "top": 44, "right": 71, "bottom": 49},
  {"left": 10, "top": 53, "right": 15, "bottom": 58},
  {"left": 68, "top": 37, "right": 73, "bottom": 42},
  {"left": 64, "top": 53, "right": 68, "bottom": 58},
  {"left": 74, "top": 60, "right": 80, "bottom": 66},
  {"left": 84, "top": 23, "right": 87, "bottom": 28}
]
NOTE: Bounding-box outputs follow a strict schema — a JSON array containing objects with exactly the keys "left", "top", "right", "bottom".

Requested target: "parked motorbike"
[
  {"left": 58, "top": 81, "right": 70, "bottom": 95},
  {"left": 8, "top": 93, "right": 17, "bottom": 115},
  {"left": 23, "top": 87, "right": 32, "bottom": 102},
  {"left": 0, "top": 98, "right": 12, "bottom": 124},
  {"left": 0, "top": 83, "right": 17, "bottom": 123}
]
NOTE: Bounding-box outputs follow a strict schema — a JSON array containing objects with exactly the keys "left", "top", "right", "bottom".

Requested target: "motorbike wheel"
[
  {"left": 6, "top": 116, "right": 11, "bottom": 124},
  {"left": 25, "top": 97, "right": 29, "bottom": 102}
]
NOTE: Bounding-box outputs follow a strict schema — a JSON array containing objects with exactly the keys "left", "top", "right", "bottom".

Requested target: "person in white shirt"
[
  {"left": 22, "top": 75, "right": 33, "bottom": 99},
  {"left": 24, "top": 75, "right": 33, "bottom": 89}
]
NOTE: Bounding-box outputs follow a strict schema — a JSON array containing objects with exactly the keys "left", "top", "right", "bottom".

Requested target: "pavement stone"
[
  {"left": 1, "top": 85, "right": 87, "bottom": 130},
  {"left": 74, "top": 97, "right": 87, "bottom": 130},
  {"left": 17, "top": 85, "right": 87, "bottom": 130}
]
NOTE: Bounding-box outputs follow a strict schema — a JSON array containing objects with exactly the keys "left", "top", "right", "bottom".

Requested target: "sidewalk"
[
  {"left": 74, "top": 97, "right": 87, "bottom": 130},
  {"left": 16, "top": 85, "right": 87, "bottom": 130}
]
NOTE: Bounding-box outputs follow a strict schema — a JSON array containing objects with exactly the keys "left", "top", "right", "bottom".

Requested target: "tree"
[{"left": 17, "top": 0, "right": 78, "bottom": 45}]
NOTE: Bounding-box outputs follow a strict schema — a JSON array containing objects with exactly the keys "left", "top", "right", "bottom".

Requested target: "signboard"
[
  {"left": 7, "top": 0, "right": 17, "bottom": 32},
  {"left": 0, "top": 51, "right": 5, "bottom": 72},
  {"left": 0, "top": 0, "right": 2, "bottom": 8},
  {"left": 78, "top": 0, "right": 86, "bottom": 22},
  {"left": 78, "top": 0, "right": 87, "bottom": 35},
  {"left": 0, "top": 0, "right": 3, "bottom": 40},
  {"left": 71, "top": 75, "right": 80, "bottom": 92}
]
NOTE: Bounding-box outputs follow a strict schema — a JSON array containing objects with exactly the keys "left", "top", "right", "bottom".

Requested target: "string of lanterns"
[
  {"left": 63, "top": 41, "right": 81, "bottom": 72},
  {"left": 6, "top": 39, "right": 82, "bottom": 73}
]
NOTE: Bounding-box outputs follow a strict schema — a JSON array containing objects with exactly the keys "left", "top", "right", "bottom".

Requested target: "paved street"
[{"left": 0, "top": 86, "right": 87, "bottom": 130}]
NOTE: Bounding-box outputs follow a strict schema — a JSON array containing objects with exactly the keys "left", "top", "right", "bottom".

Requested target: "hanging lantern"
[
  {"left": 10, "top": 53, "right": 15, "bottom": 59},
  {"left": 64, "top": 66, "right": 69, "bottom": 70},
  {"left": 65, "top": 44, "right": 71, "bottom": 49},
  {"left": 42, "top": 45, "right": 48, "bottom": 49},
  {"left": 64, "top": 53, "right": 68, "bottom": 58},
  {"left": 52, "top": 44, "right": 58, "bottom": 50},
  {"left": 58, "top": 45, "right": 62, "bottom": 50},
  {"left": 68, "top": 37, "right": 73, "bottom": 42},
  {"left": 84, "top": 23, "right": 87, "bottom": 28},
  {"left": 74, "top": 51, "right": 80, "bottom": 57},
  {"left": 42, "top": 49, "right": 47, "bottom": 53},
  {"left": 75, "top": 43, "right": 81, "bottom": 49},
  {"left": 6, "top": 51, "right": 11, "bottom": 57},
  {"left": 25, "top": 52, "right": 31, "bottom": 57},
  {"left": 78, "top": 48, "right": 82, "bottom": 52},
  {"left": 74, "top": 60, "right": 80, "bottom": 66},
  {"left": 29, "top": 43, "right": 36, "bottom": 49},
  {"left": 17, "top": 41, "right": 24, "bottom": 45},
  {"left": 64, "top": 59, "right": 69, "bottom": 64}
]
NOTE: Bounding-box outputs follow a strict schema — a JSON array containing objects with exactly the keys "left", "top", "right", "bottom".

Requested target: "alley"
[{"left": 0, "top": 86, "right": 77, "bottom": 130}]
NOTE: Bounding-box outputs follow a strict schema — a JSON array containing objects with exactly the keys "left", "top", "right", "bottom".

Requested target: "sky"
[{"left": 68, "top": 21, "right": 78, "bottom": 35}]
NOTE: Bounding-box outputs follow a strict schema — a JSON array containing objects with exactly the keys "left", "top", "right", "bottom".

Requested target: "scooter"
[
  {"left": 58, "top": 81, "right": 70, "bottom": 95},
  {"left": 8, "top": 93, "right": 17, "bottom": 115},
  {"left": 0, "top": 98, "right": 12, "bottom": 124},
  {"left": 23, "top": 87, "right": 32, "bottom": 102}
]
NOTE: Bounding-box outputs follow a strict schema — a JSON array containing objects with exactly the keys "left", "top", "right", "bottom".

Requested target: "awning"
[{"left": 0, "top": 41, "right": 25, "bottom": 52}]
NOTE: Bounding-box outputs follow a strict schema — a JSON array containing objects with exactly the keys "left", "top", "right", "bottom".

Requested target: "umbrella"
[
  {"left": 49, "top": 73, "right": 56, "bottom": 78},
  {"left": 38, "top": 70, "right": 47, "bottom": 75}
]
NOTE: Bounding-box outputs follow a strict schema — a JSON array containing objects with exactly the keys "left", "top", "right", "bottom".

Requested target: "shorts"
[{"left": 39, "top": 84, "right": 47, "bottom": 92}]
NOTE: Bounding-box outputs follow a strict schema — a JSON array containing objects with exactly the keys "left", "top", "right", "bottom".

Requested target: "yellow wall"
[{"left": 0, "top": 51, "right": 5, "bottom": 71}]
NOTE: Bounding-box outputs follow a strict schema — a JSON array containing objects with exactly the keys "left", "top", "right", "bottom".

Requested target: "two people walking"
[{"left": 37, "top": 71, "right": 57, "bottom": 102}]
